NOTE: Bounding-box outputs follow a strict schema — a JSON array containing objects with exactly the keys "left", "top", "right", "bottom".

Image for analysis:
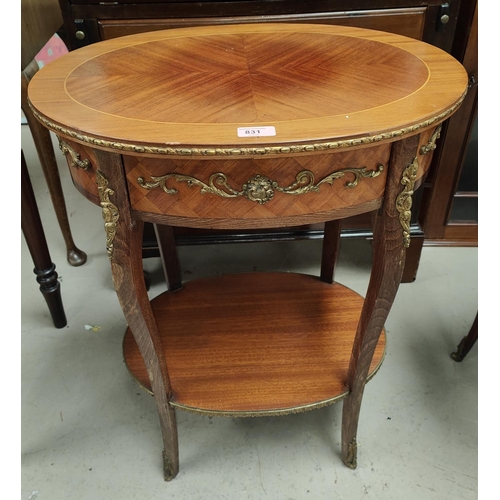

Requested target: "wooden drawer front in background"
[
  {"left": 57, "top": 137, "right": 100, "bottom": 205},
  {"left": 98, "top": 8, "right": 425, "bottom": 42},
  {"left": 62, "top": 1, "right": 459, "bottom": 55},
  {"left": 125, "top": 146, "right": 390, "bottom": 228}
]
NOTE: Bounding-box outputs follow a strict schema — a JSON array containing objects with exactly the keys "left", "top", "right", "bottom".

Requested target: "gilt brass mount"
[
  {"left": 96, "top": 170, "right": 119, "bottom": 259},
  {"left": 419, "top": 125, "right": 442, "bottom": 155},
  {"left": 343, "top": 438, "right": 358, "bottom": 469},
  {"left": 58, "top": 137, "right": 90, "bottom": 170},
  {"left": 138, "top": 165, "right": 384, "bottom": 205},
  {"left": 451, "top": 336, "right": 468, "bottom": 362},
  {"left": 163, "top": 451, "right": 176, "bottom": 482},
  {"left": 396, "top": 157, "right": 419, "bottom": 248}
]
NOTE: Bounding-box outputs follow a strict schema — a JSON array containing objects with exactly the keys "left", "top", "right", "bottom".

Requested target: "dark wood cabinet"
[
  {"left": 59, "top": 0, "right": 461, "bottom": 54},
  {"left": 57, "top": 0, "right": 477, "bottom": 280},
  {"left": 61, "top": 3, "right": 456, "bottom": 49}
]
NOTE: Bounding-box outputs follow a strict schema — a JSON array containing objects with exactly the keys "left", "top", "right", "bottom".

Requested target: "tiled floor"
[{"left": 21, "top": 124, "right": 478, "bottom": 499}]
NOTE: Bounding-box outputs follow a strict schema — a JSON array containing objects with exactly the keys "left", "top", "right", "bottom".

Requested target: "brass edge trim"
[
  {"left": 28, "top": 91, "right": 466, "bottom": 157},
  {"left": 57, "top": 136, "right": 90, "bottom": 170},
  {"left": 137, "top": 165, "right": 384, "bottom": 205},
  {"left": 396, "top": 157, "right": 419, "bottom": 248},
  {"left": 419, "top": 124, "right": 442, "bottom": 155},
  {"left": 96, "top": 170, "right": 119, "bottom": 259},
  {"left": 123, "top": 332, "right": 387, "bottom": 418},
  {"left": 170, "top": 394, "right": 351, "bottom": 418}
]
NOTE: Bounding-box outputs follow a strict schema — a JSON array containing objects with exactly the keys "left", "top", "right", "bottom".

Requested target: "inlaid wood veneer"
[
  {"left": 28, "top": 24, "right": 466, "bottom": 157},
  {"left": 125, "top": 146, "right": 389, "bottom": 228}
]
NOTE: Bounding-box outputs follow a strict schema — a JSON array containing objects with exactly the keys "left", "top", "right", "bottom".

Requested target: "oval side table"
[{"left": 28, "top": 23, "right": 467, "bottom": 481}]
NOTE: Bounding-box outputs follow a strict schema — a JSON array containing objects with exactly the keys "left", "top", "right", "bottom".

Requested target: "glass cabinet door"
[{"left": 449, "top": 113, "right": 478, "bottom": 223}]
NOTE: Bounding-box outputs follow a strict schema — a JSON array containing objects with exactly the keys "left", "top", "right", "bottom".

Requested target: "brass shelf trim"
[
  {"left": 129, "top": 353, "right": 384, "bottom": 418},
  {"left": 137, "top": 165, "right": 385, "bottom": 205},
  {"left": 122, "top": 334, "right": 386, "bottom": 418}
]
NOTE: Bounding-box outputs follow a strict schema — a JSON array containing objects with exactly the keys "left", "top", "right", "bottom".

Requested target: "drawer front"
[
  {"left": 99, "top": 8, "right": 425, "bottom": 42},
  {"left": 125, "top": 145, "right": 390, "bottom": 228},
  {"left": 57, "top": 137, "right": 100, "bottom": 205}
]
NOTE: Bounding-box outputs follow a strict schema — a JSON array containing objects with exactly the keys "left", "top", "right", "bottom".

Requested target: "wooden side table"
[
  {"left": 22, "top": 0, "right": 87, "bottom": 267},
  {"left": 28, "top": 23, "right": 467, "bottom": 480}
]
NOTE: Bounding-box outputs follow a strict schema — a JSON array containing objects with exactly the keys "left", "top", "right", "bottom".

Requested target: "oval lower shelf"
[{"left": 123, "top": 272, "right": 385, "bottom": 416}]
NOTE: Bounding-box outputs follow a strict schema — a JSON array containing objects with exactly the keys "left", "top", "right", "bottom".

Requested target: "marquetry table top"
[{"left": 28, "top": 23, "right": 467, "bottom": 157}]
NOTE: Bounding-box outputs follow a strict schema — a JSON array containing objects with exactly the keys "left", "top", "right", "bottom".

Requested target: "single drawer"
[{"left": 125, "top": 145, "right": 390, "bottom": 229}]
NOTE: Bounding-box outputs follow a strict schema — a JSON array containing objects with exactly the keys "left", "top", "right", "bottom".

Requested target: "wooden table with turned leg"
[
  {"left": 27, "top": 23, "right": 467, "bottom": 481},
  {"left": 21, "top": 0, "right": 87, "bottom": 267}
]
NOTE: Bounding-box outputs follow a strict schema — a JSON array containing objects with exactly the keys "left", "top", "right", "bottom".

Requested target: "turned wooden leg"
[
  {"left": 320, "top": 220, "right": 342, "bottom": 284},
  {"left": 451, "top": 313, "right": 478, "bottom": 362},
  {"left": 22, "top": 61, "right": 87, "bottom": 267},
  {"left": 154, "top": 224, "right": 182, "bottom": 291},
  {"left": 94, "top": 150, "right": 179, "bottom": 480},
  {"left": 21, "top": 150, "right": 67, "bottom": 329},
  {"left": 341, "top": 135, "right": 420, "bottom": 468}
]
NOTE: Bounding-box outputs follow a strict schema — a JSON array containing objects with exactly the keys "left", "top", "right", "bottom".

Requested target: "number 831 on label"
[{"left": 237, "top": 126, "right": 276, "bottom": 137}]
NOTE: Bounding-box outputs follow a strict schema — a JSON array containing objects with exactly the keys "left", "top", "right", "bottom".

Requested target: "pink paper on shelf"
[{"left": 35, "top": 33, "right": 68, "bottom": 68}]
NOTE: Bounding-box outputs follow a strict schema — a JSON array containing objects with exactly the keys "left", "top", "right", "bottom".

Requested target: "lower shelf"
[{"left": 123, "top": 272, "right": 385, "bottom": 416}]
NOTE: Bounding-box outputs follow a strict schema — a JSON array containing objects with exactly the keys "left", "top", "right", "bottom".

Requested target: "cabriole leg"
[
  {"left": 341, "top": 135, "right": 420, "bottom": 468},
  {"left": 94, "top": 150, "right": 179, "bottom": 480}
]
